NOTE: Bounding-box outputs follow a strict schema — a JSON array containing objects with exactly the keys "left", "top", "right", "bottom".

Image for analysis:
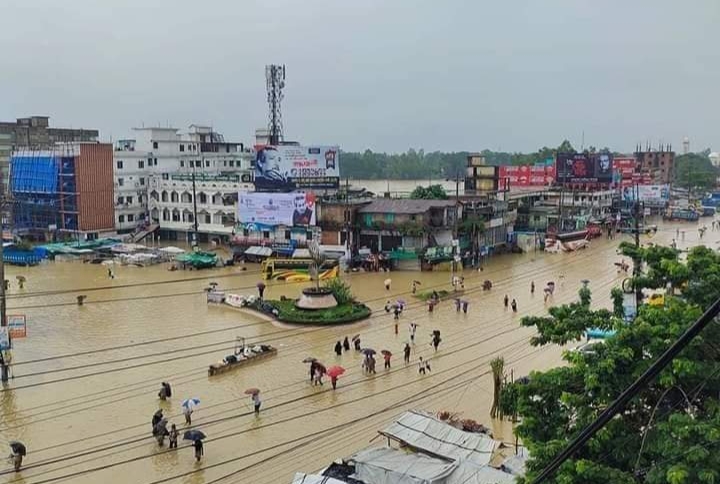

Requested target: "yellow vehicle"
[
  {"left": 261, "top": 258, "right": 339, "bottom": 282},
  {"left": 648, "top": 293, "right": 665, "bottom": 307}
]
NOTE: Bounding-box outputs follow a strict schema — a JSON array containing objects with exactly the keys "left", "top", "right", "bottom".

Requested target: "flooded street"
[{"left": 0, "top": 219, "right": 712, "bottom": 484}]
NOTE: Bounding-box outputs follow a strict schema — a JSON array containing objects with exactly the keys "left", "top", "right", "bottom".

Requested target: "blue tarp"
[{"left": 10, "top": 154, "right": 59, "bottom": 193}]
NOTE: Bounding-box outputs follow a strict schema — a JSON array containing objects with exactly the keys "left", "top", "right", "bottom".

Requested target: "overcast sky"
[{"left": 2, "top": 0, "right": 718, "bottom": 153}]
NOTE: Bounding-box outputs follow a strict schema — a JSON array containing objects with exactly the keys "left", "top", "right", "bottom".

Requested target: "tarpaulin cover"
[
  {"left": 291, "top": 472, "right": 347, "bottom": 484},
  {"left": 10, "top": 154, "right": 59, "bottom": 193},
  {"left": 379, "top": 411, "right": 497, "bottom": 466},
  {"left": 350, "top": 447, "right": 456, "bottom": 484},
  {"left": 500, "top": 447, "right": 529, "bottom": 476},
  {"left": 445, "top": 461, "right": 516, "bottom": 483}
]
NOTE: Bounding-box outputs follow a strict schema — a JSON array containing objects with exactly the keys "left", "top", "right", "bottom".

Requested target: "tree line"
[{"left": 340, "top": 144, "right": 718, "bottom": 190}]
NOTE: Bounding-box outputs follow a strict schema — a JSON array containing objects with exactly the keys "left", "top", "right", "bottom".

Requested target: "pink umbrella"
[{"left": 326, "top": 366, "right": 345, "bottom": 378}]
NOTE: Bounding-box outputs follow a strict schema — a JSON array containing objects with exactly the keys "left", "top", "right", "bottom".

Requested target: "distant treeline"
[{"left": 339, "top": 141, "right": 587, "bottom": 179}]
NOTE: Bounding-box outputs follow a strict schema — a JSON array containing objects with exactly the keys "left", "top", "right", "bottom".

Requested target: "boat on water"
[{"left": 208, "top": 337, "right": 277, "bottom": 376}]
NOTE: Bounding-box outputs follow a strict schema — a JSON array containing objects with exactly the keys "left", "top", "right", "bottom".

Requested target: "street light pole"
[{"left": 0, "top": 196, "right": 10, "bottom": 383}]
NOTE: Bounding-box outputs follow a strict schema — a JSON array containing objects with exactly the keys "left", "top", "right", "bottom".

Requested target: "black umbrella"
[
  {"left": 183, "top": 430, "right": 207, "bottom": 441},
  {"left": 9, "top": 441, "right": 26, "bottom": 456},
  {"left": 361, "top": 348, "right": 376, "bottom": 355}
]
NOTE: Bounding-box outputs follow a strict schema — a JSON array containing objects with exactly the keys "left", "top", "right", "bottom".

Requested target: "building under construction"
[{"left": 10, "top": 143, "right": 115, "bottom": 241}]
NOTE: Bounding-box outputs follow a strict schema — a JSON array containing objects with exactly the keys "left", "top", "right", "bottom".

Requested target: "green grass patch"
[
  {"left": 414, "top": 289, "right": 460, "bottom": 301},
  {"left": 252, "top": 299, "right": 371, "bottom": 325}
]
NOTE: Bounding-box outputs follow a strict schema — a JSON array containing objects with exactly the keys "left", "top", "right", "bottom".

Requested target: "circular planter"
[{"left": 295, "top": 287, "right": 338, "bottom": 310}]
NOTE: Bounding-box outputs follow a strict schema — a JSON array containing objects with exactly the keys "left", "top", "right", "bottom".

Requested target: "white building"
[
  {"left": 148, "top": 172, "right": 252, "bottom": 243},
  {"left": 710, "top": 152, "right": 720, "bottom": 167},
  {"left": 113, "top": 125, "right": 253, "bottom": 241}
]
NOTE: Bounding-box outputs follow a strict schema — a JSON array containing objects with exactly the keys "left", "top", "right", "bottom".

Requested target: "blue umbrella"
[
  {"left": 181, "top": 398, "right": 200, "bottom": 410},
  {"left": 183, "top": 429, "right": 206, "bottom": 441}
]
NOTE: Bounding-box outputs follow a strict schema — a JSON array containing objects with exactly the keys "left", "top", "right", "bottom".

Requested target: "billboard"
[
  {"left": 621, "top": 185, "right": 670, "bottom": 204},
  {"left": 556, "top": 153, "right": 613, "bottom": 183},
  {"left": 254, "top": 145, "right": 339, "bottom": 191},
  {"left": 7, "top": 315, "right": 26, "bottom": 338},
  {"left": 237, "top": 192, "right": 316, "bottom": 227}
]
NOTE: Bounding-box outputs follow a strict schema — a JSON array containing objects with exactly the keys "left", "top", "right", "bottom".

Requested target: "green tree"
[
  {"left": 410, "top": 184, "right": 448, "bottom": 200},
  {"left": 674, "top": 152, "right": 718, "bottom": 192},
  {"left": 502, "top": 247, "right": 720, "bottom": 484}
]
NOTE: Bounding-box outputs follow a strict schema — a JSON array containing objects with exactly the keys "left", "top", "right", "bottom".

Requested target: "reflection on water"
[{"left": 0, "top": 219, "right": 706, "bottom": 482}]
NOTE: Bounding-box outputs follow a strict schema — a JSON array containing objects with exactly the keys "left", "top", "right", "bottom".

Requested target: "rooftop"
[{"left": 358, "top": 199, "right": 456, "bottom": 214}]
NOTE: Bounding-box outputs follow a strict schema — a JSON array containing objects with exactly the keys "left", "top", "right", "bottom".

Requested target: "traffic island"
[{"left": 248, "top": 279, "right": 371, "bottom": 325}]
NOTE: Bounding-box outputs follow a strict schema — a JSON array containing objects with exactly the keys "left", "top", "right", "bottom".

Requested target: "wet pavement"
[{"left": 0, "top": 218, "right": 713, "bottom": 483}]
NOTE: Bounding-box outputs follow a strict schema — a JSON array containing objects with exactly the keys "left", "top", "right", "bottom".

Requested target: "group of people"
[{"left": 503, "top": 294, "right": 518, "bottom": 313}]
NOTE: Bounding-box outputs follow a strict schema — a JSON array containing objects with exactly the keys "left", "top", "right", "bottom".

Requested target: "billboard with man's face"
[
  {"left": 254, "top": 145, "right": 340, "bottom": 191},
  {"left": 556, "top": 153, "right": 614, "bottom": 183},
  {"left": 237, "top": 192, "right": 316, "bottom": 227}
]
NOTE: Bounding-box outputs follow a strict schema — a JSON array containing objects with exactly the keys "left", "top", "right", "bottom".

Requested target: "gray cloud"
[{"left": 1, "top": 0, "right": 718, "bottom": 153}]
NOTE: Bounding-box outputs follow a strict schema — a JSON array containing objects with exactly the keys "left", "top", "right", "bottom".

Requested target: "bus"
[{"left": 260, "top": 258, "right": 340, "bottom": 282}]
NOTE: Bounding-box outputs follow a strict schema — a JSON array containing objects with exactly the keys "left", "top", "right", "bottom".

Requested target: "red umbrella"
[
  {"left": 381, "top": 350, "right": 392, "bottom": 356},
  {"left": 326, "top": 366, "right": 345, "bottom": 378},
  {"left": 244, "top": 388, "right": 260, "bottom": 395}
]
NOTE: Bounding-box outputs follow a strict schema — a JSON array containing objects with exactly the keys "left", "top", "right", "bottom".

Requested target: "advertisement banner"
[
  {"left": 238, "top": 192, "right": 317, "bottom": 226},
  {"left": 556, "top": 153, "right": 613, "bottom": 183},
  {"left": 613, "top": 157, "right": 636, "bottom": 169},
  {"left": 7, "top": 315, "right": 26, "bottom": 338},
  {"left": 0, "top": 327, "right": 8, "bottom": 350},
  {"left": 621, "top": 185, "right": 670, "bottom": 203},
  {"left": 254, "top": 145, "right": 340, "bottom": 191}
]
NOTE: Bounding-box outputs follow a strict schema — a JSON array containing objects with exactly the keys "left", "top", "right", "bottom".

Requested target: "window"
[
  {"left": 153, "top": 142, "right": 158, "bottom": 149},
  {"left": 180, "top": 160, "right": 184, "bottom": 168},
  {"left": 138, "top": 160, "right": 144, "bottom": 169},
  {"left": 161, "top": 191, "right": 168, "bottom": 202},
  {"left": 242, "top": 228, "right": 249, "bottom": 236},
  {"left": 116, "top": 160, "right": 123, "bottom": 169},
  {"left": 204, "top": 213, "right": 211, "bottom": 224},
  {"left": 226, "top": 145, "right": 230, "bottom": 153},
  {"left": 285, "top": 230, "right": 291, "bottom": 240},
  {"left": 162, "top": 173, "right": 169, "bottom": 180},
  {"left": 127, "top": 214, "right": 134, "bottom": 222},
  {"left": 263, "top": 231, "right": 270, "bottom": 239},
  {"left": 180, "top": 144, "right": 185, "bottom": 152},
  {"left": 223, "top": 161, "right": 227, "bottom": 167},
  {"left": 118, "top": 178, "right": 124, "bottom": 187},
  {"left": 154, "top": 158, "right": 158, "bottom": 165},
  {"left": 205, "top": 160, "right": 210, "bottom": 167},
  {"left": 118, "top": 215, "right": 125, "bottom": 223},
  {"left": 139, "top": 177, "right": 145, "bottom": 186},
  {"left": 117, "top": 196, "right": 123, "bottom": 204},
  {"left": 125, "top": 196, "right": 132, "bottom": 204},
  {"left": 229, "top": 160, "right": 234, "bottom": 167},
  {"left": 384, "top": 213, "right": 394, "bottom": 223},
  {"left": 199, "top": 193, "right": 207, "bottom": 204},
  {"left": 306, "top": 231, "right": 313, "bottom": 241},
  {"left": 171, "top": 192, "right": 179, "bottom": 203}
]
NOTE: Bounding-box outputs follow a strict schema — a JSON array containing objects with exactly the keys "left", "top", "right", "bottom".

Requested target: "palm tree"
[{"left": 308, "top": 241, "right": 326, "bottom": 291}]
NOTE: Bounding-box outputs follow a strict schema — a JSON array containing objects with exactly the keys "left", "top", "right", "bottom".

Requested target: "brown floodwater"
[{"left": 0, "top": 218, "right": 711, "bottom": 484}]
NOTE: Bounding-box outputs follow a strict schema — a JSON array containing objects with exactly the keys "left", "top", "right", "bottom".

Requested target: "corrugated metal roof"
[
  {"left": 357, "top": 199, "right": 457, "bottom": 215},
  {"left": 378, "top": 411, "right": 497, "bottom": 467}
]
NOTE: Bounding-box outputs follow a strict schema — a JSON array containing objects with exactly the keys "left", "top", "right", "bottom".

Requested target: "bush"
[
  {"left": 323, "top": 277, "right": 354, "bottom": 305},
  {"left": 414, "top": 289, "right": 452, "bottom": 301}
]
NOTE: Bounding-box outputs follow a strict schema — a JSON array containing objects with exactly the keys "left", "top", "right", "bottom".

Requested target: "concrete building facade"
[
  {"left": 113, "top": 125, "right": 253, "bottom": 238},
  {"left": 11, "top": 142, "right": 114, "bottom": 240},
  {"left": 0, "top": 116, "right": 98, "bottom": 193}
]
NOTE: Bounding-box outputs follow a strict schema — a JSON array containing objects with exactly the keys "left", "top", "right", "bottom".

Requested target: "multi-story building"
[
  {"left": 113, "top": 125, "right": 252, "bottom": 240},
  {"left": 148, "top": 172, "right": 252, "bottom": 243},
  {"left": 356, "top": 199, "right": 459, "bottom": 252},
  {"left": 10, "top": 143, "right": 114, "bottom": 240},
  {"left": 634, "top": 145, "right": 675, "bottom": 184},
  {"left": 0, "top": 116, "right": 98, "bottom": 193}
]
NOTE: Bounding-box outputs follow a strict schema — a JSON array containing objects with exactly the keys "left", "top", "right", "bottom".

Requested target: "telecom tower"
[
  {"left": 265, "top": 64, "right": 286, "bottom": 145},
  {"left": 683, "top": 136, "right": 690, "bottom": 155}
]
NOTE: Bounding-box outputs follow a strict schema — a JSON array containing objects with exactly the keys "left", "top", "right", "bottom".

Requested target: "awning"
[
  {"left": 245, "top": 246, "right": 273, "bottom": 257},
  {"left": 292, "top": 248, "right": 311, "bottom": 259},
  {"left": 378, "top": 411, "right": 497, "bottom": 466}
]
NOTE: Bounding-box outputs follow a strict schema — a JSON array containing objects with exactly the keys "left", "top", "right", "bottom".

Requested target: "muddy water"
[{"left": 0, "top": 218, "right": 711, "bottom": 483}]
